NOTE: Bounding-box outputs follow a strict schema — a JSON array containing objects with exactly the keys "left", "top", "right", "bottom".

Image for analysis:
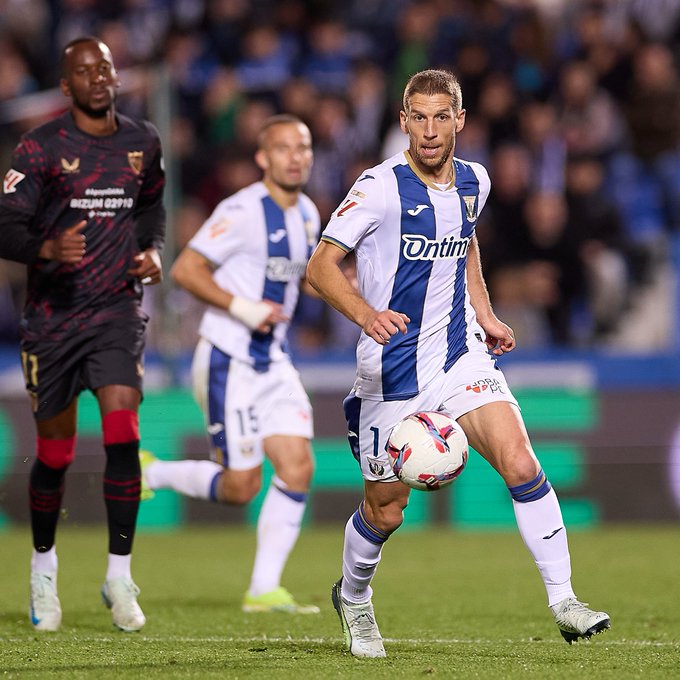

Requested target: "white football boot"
[
  {"left": 29, "top": 571, "right": 62, "bottom": 632},
  {"left": 552, "top": 597, "right": 610, "bottom": 643},
  {"left": 331, "top": 578, "right": 386, "bottom": 658},
  {"left": 101, "top": 577, "right": 146, "bottom": 632}
]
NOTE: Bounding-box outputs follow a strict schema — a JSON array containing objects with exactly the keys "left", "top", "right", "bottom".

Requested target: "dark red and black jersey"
[{"left": 0, "top": 111, "right": 165, "bottom": 341}]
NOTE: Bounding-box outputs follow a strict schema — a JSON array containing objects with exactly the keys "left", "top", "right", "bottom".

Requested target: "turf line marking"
[
  {"left": 1, "top": 635, "right": 675, "bottom": 648},
  {"left": 131, "top": 636, "right": 680, "bottom": 648}
]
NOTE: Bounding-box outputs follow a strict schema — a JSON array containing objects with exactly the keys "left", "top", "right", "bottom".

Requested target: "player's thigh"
[
  {"left": 192, "top": 340, "right": 265, "bottom": 471},
  {"left": 441, "top": 350, "right": 537, "bottom": 485},
  {"left": 343, "top": 388, "right": 437, "bottom": 483},
  {"left": 457, "top": 402, "right": 539, "bottom": 485},
  {"left": 20, "top": 336, "right": 85, "bottom": 422},
  {"left": 84, "top": 318, "right": 146, "bottom": 399},
  {"left": 264, "top": 435, "right": 313, "bottom": 491}
]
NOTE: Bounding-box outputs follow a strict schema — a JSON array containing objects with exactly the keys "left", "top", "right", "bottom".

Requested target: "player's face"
[
  {"left": 400, "top": 94, "right": 466, "bottom": 179},
  {"left": 61, "top": 41, "right": 120, "bottom": 118},
  {"left": 257, "top": 123, "right": 314, "bottom": 193}
]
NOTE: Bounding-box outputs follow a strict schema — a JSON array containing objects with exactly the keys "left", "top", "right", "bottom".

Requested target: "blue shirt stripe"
[
  {"left": 248, "top": 196, "right": 288, "bottom": 372},
  {"left": 444, "top": 161, "right": 480, "bottom": 372},
  {"left": 382, "top": 165, "right": 436, "bottom": 400}
]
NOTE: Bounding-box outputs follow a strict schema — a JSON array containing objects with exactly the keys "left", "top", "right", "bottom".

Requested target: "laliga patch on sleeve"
[{"left": 3, "top": 168, "right": 26, "bottom": 194}]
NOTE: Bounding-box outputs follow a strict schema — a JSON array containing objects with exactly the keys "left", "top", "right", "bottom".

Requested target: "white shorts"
[
  {"left": 192, "top": 338, "right": 314, "bottom": 471},
  {"left": 344, "top": 347, "right": 519, "bottom": 482}
]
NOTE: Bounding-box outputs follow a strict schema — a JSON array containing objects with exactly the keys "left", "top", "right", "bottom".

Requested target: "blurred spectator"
[
  {"left": 477, "top": 72, "right": 520, "bottom": 148},
  {"left": 0, "top": 37, "right": 40, "bottom": 101},
  {"left": 508, "top": 7, "right": 553, "bottom": 98},
  {"left": 565, "top": 154, "right": 630, "bottom": 339},
  {"left": 345, "top": 61, "right": 387, "bottom": 156},
  {"left": 482, "top": 143, "right": 533, "bottom": 264},
  {"left": 516, "top": 191, "right": 586, "bottom": 345},
  {"left": 205, "top": 0, "right": 249, "bottom": 64},
  {"left": 610, "top": 43, "right": 680, "bottom": 247},
  {"left": 300, "top": 19, "right": 355, "bottom": 94},
  {"left": 388, "top": 1, "right": 440, "bottom": 105},
  {"left": 165, "top": 28, "right": 220, "bottom": 123},
  {"left": 518, "top": 100, "right": 567, "bottom": 192},
  {"left": 305, "top": 94, "right": 358, "bottom": 220},
  {"left": 557, "top": 59, "right": 625, "bottom": 159},
  {"left": 201, "top": 67, "right": 244, "bottom": 144},
  {"left": 277, "top": 77, "right": 319, "bottom": 123},
  {"left": 235, "top": 24, "right": 296, "bottom": 94}
]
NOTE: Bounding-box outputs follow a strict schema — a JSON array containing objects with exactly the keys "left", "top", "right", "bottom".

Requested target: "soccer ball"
[{"left": 386, "top": 411, "right": 468, "bottom": 491}]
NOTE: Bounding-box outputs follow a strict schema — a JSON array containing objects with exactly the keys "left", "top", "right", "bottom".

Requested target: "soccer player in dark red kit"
[{"left": 0, "top": 37, "right": 165, "bottom": 632}]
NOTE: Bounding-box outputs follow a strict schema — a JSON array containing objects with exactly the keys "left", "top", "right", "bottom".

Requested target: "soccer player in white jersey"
[
  {"left": 307, "top": 70, "right": 610, "bottom": 657},
  {"left": 141, "top": 115, "right": 320, "bottom": 614}
]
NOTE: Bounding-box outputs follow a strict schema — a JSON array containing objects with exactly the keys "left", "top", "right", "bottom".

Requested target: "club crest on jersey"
[
  {"left": 3, "top": 168, "right": 25, "bottom": 194},
  {"left": 368, "top": 460, "right": 385, "bottom": 477},
  {"left": 128, "top": 151, "right": 144, "bottom": 175},
  {"left": 402, "top": 234, "right": 471, "bottom": 261},
  {"left": 61, "top": 157, "right": 80, "bottom": 174},
  {"left": 463, "top": 195, "right": 478, "bottom": 222}
]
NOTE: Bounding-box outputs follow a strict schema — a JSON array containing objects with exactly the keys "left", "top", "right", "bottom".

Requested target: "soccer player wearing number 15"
[
  {"left": 0, "top": 37, "right": 165, "bottom": 632},
  {"left": 140, "top": 115, "right": 320, "bottom": 614},
  {"left": 307, "top": 69, "right": 610, "bottom": 657}
]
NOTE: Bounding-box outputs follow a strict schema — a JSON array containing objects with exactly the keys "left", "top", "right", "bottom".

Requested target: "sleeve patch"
[{"left": 3, "top": 169, "right": 26, "bottom": 194}]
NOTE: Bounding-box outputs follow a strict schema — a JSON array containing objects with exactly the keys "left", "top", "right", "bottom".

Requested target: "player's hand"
[
  {"left": 129, "top": 248, "right": 162, "bottom": 285},
  {"left": 481, "top": 317, "right": 516, "bottom": 355},
  {"left": 229, "top": 297, "right": 289, "bottom": 333},
  {"left": 256, "top": 300, "right": 289, "bottom": 334},
  {"left": 363, "top": 309, "right": 410, "bottom": 345},
  {"left": 39, "top": 219, "right": 87, "bottom": 263}
]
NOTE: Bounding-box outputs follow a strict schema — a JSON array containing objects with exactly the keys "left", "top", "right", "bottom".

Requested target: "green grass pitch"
[{"left": 1, "top": 525, "right": 678, "bottom": 678}]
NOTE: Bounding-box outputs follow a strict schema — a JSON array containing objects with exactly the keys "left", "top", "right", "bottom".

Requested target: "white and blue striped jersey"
[
  {"left": 189, "top": 181, "right": 319, "bottom": 370},
  {"left": 322, "top": 151, "right": 491, "bottom": 401}
]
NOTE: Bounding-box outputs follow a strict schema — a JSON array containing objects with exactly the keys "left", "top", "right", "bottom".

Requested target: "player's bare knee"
[
  {"left": 219, "top": 470, "right": 261, "bottom": 505},
  {"left": 367, "top": 501, "right": 405, "bottom": 534},
  {"left": 276, "top": 457, "right": 314, "bottom": 491},
  {"left": 504, "top": 451, "right": 540, "bottom": 486}
]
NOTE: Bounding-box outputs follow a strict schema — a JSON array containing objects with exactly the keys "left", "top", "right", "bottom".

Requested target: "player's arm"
[
  {"left": 306, "top": 239, "right": 409, "bottom": 346},
  {"left": 466, "top": 235, "right": 515, "bottom": 355},
  {"left": 130, "top": 131, "right": 166, "bottom": 285},
  {"left": 134, "top": 123, "right": 166, "bottom": 254},
  {"left": 0, "top": 206, "right": 86, "bottom": 264},
  {"left": 0, "top": 136, "right": 86, "bottom": 265},
  {"left": 171, "top": 247, "right": 287, "bottom": 333},
  {"left": 0, "top": 207, "right": 43, "bottom": 263}
]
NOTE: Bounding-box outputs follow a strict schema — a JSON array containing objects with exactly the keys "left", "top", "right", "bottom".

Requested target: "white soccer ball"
[{"left": 386, "top": 411, "right": 468, "bottom": 491}]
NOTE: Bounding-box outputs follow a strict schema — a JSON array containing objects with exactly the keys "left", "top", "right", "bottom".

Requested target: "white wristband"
[{"left": 229, "top": 296, "right": 271, "bottom": 330}]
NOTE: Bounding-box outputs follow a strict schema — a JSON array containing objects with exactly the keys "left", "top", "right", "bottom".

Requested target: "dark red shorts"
[{"left": 20, "top": 317, "right": 147, "bottom": 420}]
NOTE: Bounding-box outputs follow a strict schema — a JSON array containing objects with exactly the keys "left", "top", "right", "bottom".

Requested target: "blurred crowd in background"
[{"left": 1, "top": 0, "right": 680, "bottom": 362}]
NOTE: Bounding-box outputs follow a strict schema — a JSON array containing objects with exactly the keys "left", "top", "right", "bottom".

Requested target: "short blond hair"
[
  {"left": 402, "top": 69, "right": 463, "bottom": 114},
  {"left": 257, "top": 114, "right": 307, "bottom": 149}
]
